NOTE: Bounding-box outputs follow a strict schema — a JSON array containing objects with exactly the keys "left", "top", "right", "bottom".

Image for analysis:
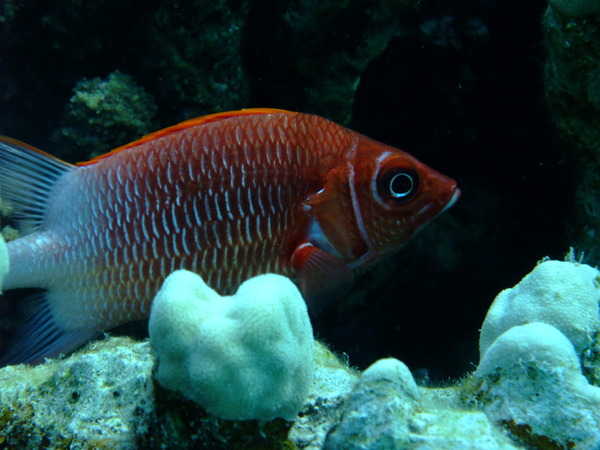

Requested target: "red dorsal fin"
[{"left": 77, "top": 108, "right": 290, "bottom": 166}]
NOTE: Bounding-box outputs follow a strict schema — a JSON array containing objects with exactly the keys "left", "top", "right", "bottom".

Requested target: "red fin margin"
[{"left": 78, "top": 108, "right": 291, "bottom": 166}]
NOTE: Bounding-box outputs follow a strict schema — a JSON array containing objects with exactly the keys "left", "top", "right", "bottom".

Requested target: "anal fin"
[{"left": 0, "top": 290, "right": 97, "bottom": 366}]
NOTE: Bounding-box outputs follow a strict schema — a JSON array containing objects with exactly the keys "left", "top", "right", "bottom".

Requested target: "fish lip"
[
  {"left": 441, "top": 187, "right": 461, "bottom": 214},
  {"left": 431, "top": 186, "right": 460, "bottom": 220},
  {"left": 410, "top": 184, "right": 460, "bottom": 231}
]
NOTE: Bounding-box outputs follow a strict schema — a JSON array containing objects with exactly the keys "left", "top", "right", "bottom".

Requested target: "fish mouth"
[
  {"left": 410, "top": 183, "right": 460, "bottom": 232},
  {"left": 440, "top": 187, "right": 461, "bottom": 215},
  {"left": 429, "top": 185, "right": 460, "bottom": 222}
]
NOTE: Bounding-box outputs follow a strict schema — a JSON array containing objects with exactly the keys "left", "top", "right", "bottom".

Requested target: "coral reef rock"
[
  {"left": 323, "top": 358, "right": 419, "bottom": 449},
  {"left": 479, "top": 259, "right": 600, "bottom": 357},
  {"left": 277, "top": 0, "right": 419, "bottom": 124},
  {"left": 473, "top": 322, "right": 600, "bottom": 449},
  {"left": 0, "top": 235, "right": 8, "bottom": 291},
  {"left": 322, "top": 357, "right": 517, "bottom": 449},
  {"left": 0, "top": 337, "right": 155, "bottom": 448},
  {"left": 544, "top": 4, "right": 600, "bottom": 264},
  {"left": 465, "top": 258, "right": 600, "bottom": 449},
  {"left": 3, "top": 259, "right": 599, "bottom": 448},
  {"left": 150, "top": 0, "right": 250, "bottom": 119},
  {"left": 549, "top": 0, "right": 600, "bottom": 16},
  {"left": 0, "top": 336, "right": 357, "bottom": 449},
  {"left": 53, "top": 70, "right": 157, "bottom": 160}
]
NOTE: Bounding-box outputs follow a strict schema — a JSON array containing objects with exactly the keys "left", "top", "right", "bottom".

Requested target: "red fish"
[{"left": 0, "top": 109, "right": 459, "bottom": 364}]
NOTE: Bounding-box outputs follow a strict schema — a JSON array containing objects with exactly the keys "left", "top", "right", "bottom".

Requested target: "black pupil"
[
  {"left": 378, "top": 168, "right": 419, "bottom": 203},
  {"left": 390, "top": 173, "right": 414, "bottom": 197}
]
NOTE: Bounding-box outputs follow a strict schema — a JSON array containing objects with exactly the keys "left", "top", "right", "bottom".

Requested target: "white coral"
[
  {"left": 479, "top": 260, "right": 600, "bottom": 358},
  {"left": 476, "top": 322, "right": 600, "bottom": 448},
  {"left": 148, "top": 270, "right": 314, "bottom": 421},
  {"left": 475, "top": 260, "right": 600, "bottom": 448}
]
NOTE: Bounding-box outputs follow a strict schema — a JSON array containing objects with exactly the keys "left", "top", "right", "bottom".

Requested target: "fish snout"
[{"left": 411, "top": 170, "right": 460, "bottom": 231}]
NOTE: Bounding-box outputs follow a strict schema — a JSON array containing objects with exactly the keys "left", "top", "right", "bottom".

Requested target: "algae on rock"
[
  {"left": 462, "top": 258, "right": 600, "bottom": 449},
  {"left": 279, "top": 0, "right": 419, "bottom": 124},
  {"left": 150, "top": 0, "right": 250, "bottom": 120},
  {"left": 0, "top": 337, "right": 155, "bottom": 448},
  {"left": 0, "top": 337, "right": 357, "bottom": 448},
  {"left": 53, "top": 70, "right": 157, "bottom": 160},
  {"left": 544, "top": 5, "right": 600, "bottom": 264},
  {"left": 1, "top": 0, "right": 420, "bottom": 154}
]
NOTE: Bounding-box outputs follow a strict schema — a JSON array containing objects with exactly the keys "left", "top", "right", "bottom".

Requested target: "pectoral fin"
[{"left": 291, "top": 243, "right": 354, "bottom": 311}]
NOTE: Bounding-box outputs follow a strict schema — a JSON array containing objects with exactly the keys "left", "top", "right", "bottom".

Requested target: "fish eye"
[{"left": 377, "top": 168, "right": 419, "bottom": 203}]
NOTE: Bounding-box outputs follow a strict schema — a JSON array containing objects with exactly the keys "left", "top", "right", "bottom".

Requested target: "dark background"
[
  {"left": 332, "top": 1, "right": 568, "bottom": 381},
  {"left": 336, "top": 0, "right": 568, "bottom": 381},
  {"left": 245, "top": 0, "right": 569, "bottom": 381}
]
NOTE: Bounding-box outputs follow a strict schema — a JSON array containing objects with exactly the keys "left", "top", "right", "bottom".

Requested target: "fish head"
[
  {"left": 345, "top": 134, "right": 460, "bottom": 267},
  {"left": 296, "top": 131, "right": 459, "bottom": 303}
]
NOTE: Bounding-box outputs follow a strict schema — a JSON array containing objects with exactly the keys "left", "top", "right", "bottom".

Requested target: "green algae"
[
  {"left": 0, "top": 337, "right": 345, "bottom": 448},
  {"left": 53, "top": 70, "right": 157, "bottom": 160},
  {"left": 150, "top": 0, "right": 250, "bottom": 119},
  {"left": 279, "top": 0, "right": 418, "bottom": 124},
  {"left": 544, "top": 7, "right": 600, "bottom": 264},
  {"left": 582, "top": 329, "right": 600, "bottom": 387}
]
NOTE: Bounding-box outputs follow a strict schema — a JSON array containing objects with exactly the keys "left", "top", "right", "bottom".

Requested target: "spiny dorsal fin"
[{"left": 78, "top": 108, "right": 290, "bottom": 167}]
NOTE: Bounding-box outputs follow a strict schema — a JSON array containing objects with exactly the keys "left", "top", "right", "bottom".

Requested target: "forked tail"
[{"left": 0, "top": 138, "right": 92, "bottom": 365}]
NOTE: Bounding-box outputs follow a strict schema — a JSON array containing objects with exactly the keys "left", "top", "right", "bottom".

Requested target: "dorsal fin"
[{"left": 78, "top": 108, "right": 290, "bottom": 166}]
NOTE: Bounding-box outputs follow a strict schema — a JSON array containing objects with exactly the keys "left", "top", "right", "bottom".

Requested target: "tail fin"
[
  {"left": 0, "top": 137, "right": 74, "bottom": 234},
  {"left": 0, "top": 138, "right": 89, "bottom": 365}
]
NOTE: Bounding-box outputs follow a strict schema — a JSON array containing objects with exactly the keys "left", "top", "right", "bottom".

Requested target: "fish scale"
[
  {"left": 64, "top": 114, "right": 329, "bottom": 327},
  {"left": 0, "top": 108, "right": 459, "bottom": 364}
]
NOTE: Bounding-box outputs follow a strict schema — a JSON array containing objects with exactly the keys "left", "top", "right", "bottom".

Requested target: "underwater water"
[
  {"left": 0, "top": 0, "right": 569, "bottom": 380},
  {"left": 3, "top": 0, "right": 597, "bottom": 446}
]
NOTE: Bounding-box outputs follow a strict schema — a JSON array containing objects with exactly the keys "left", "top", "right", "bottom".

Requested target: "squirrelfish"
[{"left": 0, "top": 108, "right": 459, "bottom": 364}]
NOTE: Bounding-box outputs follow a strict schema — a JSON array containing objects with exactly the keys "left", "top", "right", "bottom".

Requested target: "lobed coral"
[
  {"left": 479, "top": 259, "right": 600, "bottom": 357},
  {"left": 466, "top": 259, "right": 600, "bottom": 448},
  {"left": 149, "top": 270, "right": 315, "bottom": 421}
]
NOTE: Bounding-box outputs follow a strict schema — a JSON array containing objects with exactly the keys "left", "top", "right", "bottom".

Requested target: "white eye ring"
[
  {"left": 389, "top": 172, "right": 415, "bottom": 198},
  {"left": 375, "top": 166, "right": 420, "bottom": 207}
]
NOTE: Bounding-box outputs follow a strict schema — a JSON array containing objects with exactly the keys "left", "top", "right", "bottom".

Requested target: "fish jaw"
[{"left": 408, "top": 162, "right": 460, "bottom": 233}]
